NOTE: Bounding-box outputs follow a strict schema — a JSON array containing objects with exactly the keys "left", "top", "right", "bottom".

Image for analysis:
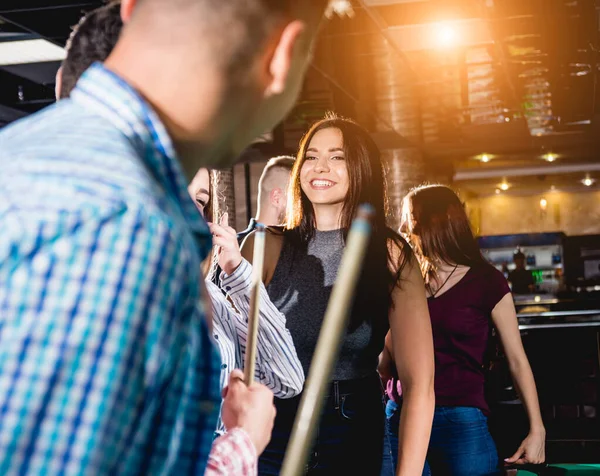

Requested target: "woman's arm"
[
  {"left": 221, "top": 259, "right": 305, "bottom": 397},
  {"left": 211, "top": 219, "right": 304, "bottom": 397},
  {"left": 377, "top": 331, "right": 394, "bottom": 388},
  {"left": 492, "top": 293, "right": 545, "bottom": 465},
  {"left": 389, "top": 254, "right": 435, "bottom": 476}
]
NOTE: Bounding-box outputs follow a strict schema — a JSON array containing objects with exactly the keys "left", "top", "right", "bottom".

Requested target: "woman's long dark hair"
[
  {"left": 401, "top": 184, "right": 485, "bottom": 293},
  {"left": 285, "top": 113, "right": 413, "bottom": 329}
]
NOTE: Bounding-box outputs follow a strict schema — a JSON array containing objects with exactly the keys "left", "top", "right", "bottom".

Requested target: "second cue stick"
[{"left": 244, "top": 224, "right": 266, "bottom": 385}]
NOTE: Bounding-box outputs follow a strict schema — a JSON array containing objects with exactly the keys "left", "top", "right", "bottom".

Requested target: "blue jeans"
[
  {"left": 258, "top": 374, "right": 384, "bottom": 475},
  {"left": 383, "top": 402, "right": 500, "bottom": 476},
  {"left": 380, "top": 399, "right": 399, "bottom": 476}
]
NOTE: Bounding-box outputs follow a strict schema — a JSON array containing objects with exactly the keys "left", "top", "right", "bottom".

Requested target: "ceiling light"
[
  {"left": 325, "top": 0, "right": 355, "bottom": 19},
  {"left": 543, "top": 153, "right": 557, "bottom": 162},
  {"left": 582, "top": 176, "right": 595, "bottom": 187},
  {"left": 499, "top": 182, "right": 510, "bottom": 191},
  {"left": 435, "top": 23, "right": 458, "bottom": 48},
  {"left": 540, "top": 198, "right": 547, "bottom": 210},
  {"left": 480, "top": 154, "right": 490, "bottom": 163},
  {"left": 0, "top": 39, "right": 65, "bottom": 66}
]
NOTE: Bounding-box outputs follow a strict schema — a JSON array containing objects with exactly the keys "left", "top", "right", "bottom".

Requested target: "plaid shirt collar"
[{"left": 71, "top": 62, "right": 209, "bottom": 242}]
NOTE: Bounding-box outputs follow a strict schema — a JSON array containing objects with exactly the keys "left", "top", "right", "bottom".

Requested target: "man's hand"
[
  {"left": 221, "top": 369, "right": 276, "bottom": 455},
  {"left": 209, "top": 213, "right": 242, "bottom": 276}
]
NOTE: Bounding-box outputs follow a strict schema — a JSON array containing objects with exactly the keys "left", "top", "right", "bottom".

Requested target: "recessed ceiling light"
[
  {"left": 543, "top": 153, "right": 557, "bottom": 162},
  {"left": 582, "top": 177, "right": 595, "bottom": 187},
  {"left": 499, "top": 182, "right": 510, "bottom": 191},
  {"left": 480, "top": 154, "right": 490, "bottom": 163}
]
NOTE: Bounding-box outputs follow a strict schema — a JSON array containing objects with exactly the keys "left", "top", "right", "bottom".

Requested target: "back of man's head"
[
  {"left": 254, "top": 155, "right": 294, "bottom": 224},
  {"left": 58, "top": 1, "right": 123, "bottom": 99},
  {"left": 513, "top": 250, "right": 526, "bottom": 267},
  {"left": 104, "top": 0, "right": 331, "bottom": 169},
  {"left": 126, "top": 0, "right": 328, "bottom": 76},
  {"left": 259, "top": 155, "right": 295, "bottom": 196}
]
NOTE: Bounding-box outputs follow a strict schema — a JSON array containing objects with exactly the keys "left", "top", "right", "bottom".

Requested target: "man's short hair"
[
  {"left": 263, "top": 155, "right": 295, "bottom": 175},
  {"left": 258, "top": 155, "right": 295, "bottom": 196},
  {"left": 134, "top": 0, "right": 329, "bottom": 76},
  {"left": 60, "top": 1, "right": 123, "bottom": 98}
]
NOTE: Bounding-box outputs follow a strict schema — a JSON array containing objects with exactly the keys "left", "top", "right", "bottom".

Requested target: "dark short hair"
[
  {"left": 514, "top": 250, "right": 525, "bottom": 260},
  {"left": 60, "top": 2, "right": 123, "bottom": 98}
]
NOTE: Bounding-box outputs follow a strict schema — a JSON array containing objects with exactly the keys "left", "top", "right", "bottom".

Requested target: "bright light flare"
[
  {"left": 582, "top": 177, "right": 595, "bottom": 187},
  {"left": 435, "top": 23, "right": 459, "bottom": 48}
]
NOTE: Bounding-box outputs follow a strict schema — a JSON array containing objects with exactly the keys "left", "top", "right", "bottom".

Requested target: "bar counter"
[{"left": 490, "top": 294, "right": 600, "bottom": 464}]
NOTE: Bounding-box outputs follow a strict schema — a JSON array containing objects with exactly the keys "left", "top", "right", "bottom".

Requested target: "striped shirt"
[
  {"left": 208, "top": 259, "right": 304, "bottom": 431},
  {"left": 0, "top": 63, "right": 249, "bottom": 474}
]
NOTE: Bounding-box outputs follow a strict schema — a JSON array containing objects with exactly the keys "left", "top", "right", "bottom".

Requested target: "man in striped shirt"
[{"left": 0, "top": 0, "right": 329, "bottom": 474}]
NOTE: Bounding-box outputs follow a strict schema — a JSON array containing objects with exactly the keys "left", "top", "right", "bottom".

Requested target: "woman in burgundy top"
[{"left": 381, "top": 184, "right": 545, "bottom": 476}]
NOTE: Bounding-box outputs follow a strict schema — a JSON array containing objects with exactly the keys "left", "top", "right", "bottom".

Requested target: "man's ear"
[
  {"left": 120, "top": 0, "right": 138, "bottom": 23},
  {"left": 264, "top": 20, "right": 306, "bottom": 97},
  {"left": 55, "top": 66, "right": 63, "bottom": 100},
  {"left": 270, "top": 188, "right": 281, "bottom": 207}
]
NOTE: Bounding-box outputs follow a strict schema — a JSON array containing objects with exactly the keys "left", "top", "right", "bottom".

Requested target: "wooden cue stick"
[
  {"left": 280, "top": 205, "right": 374, "bottom": 476},
  {"left": 244, "top": 224, "right": 266, "bottom": 385}
]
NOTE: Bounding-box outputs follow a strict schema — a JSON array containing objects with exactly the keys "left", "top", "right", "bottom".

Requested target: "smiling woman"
[
  {"left": 241, "top": 113, "right": 435, "bottom": 475},
  {"left": 300, "top": 127, "right": 349, "bottom": 208}
]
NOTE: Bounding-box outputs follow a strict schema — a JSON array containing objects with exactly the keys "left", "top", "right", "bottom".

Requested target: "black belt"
[{"left": 323, "top": 373, "right": 380, "bottom": 397}]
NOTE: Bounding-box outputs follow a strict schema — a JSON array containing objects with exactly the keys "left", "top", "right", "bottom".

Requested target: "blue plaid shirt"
[{"left": 0, "top": 64, "right": 221, "bottom": 475}]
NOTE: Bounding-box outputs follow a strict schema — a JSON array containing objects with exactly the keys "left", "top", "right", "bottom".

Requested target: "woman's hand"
[
  {"left": 209, "top": 213, "right": 242, "bottom": 276},
  {"left": 504, "top": 429, "right": 546, "bottom": 466}
]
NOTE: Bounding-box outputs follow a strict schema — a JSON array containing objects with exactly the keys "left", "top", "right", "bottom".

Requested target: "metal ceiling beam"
[
  {"left": 454, "top": 161, "right": 600, "bottom": 181},
  {"left": 355, "top": 0, "right": 420, "bottom": 80},
  {"left": 0, "top": 1, "right": 102, "bottom": 46},
  {"left": 471, "top": 0, "right": 529, "bottom": 127}
]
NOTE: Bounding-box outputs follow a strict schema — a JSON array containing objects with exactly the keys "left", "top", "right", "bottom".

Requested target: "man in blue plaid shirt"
[{"left": 0, "top": 0, "right": 329, "bottom": 474}]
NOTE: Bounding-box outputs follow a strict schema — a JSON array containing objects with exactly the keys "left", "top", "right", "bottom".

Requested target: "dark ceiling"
[
  {"left": 0, "top": 0, "right": 598, "bottom": 196},
  {"left": 0, "top": 0, "right": 103, "bottom": 126}
]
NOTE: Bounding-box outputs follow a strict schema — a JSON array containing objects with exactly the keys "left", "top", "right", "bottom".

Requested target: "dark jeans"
[
  {"left": 258, "top": 374, "right": 384, "bottom": 475},
  {"left": 383, "top": 400, "right": 500, "bottom": 476}
]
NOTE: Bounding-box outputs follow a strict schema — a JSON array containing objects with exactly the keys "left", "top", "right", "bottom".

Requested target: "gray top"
[{"left": 267, "top": 229, "right": 384, "bottom": 380}]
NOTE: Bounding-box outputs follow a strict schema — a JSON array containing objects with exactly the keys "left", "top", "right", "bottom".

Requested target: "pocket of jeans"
[
  {"left": 340, "top": 394, "right": 356, "bottom": 420},
  {"left": 443, "top": 406, "right": 486, "bottom": 425}
]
